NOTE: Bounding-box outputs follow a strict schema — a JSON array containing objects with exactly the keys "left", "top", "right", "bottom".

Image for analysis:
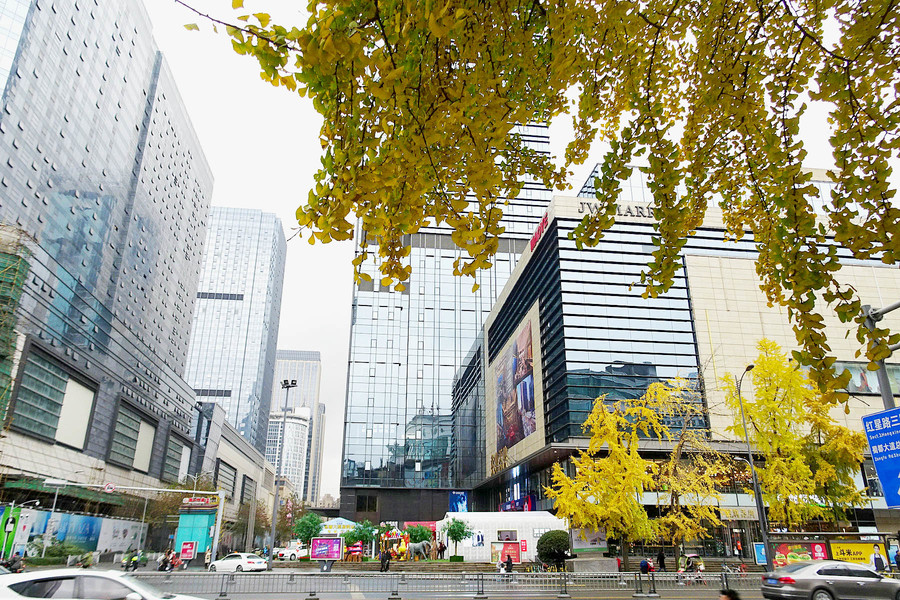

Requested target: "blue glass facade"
[
  {"left": 0, "top": 0, "right": 213, "bottom": 483},
  {"left": 185, "top": 207, "right": 286, "bottom": 453}
]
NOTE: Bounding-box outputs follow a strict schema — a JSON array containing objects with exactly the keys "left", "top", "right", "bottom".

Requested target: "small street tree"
[
  {"left": 546, "top": 378, "right": 723, "bottom": 570},
  {"left": 230, "top": 501, "right": 270, "bottom": 550},
  {"left": 442, "top": 518, "right": 473, "bottom": 557},
  {"left": 276, "top": 494, "right": 302, "bottom": 544},
  {"left": 536, "top": 530, "right": 570, "bottom": 569},
  {"left": 293, "top": 512, "right": 323, "bottom": 546},
  {"left": 723, "top": 339, "right": 867, "bottom": 530},
  {"left": 404, "top": 525, "right": 433, "bottom": 544},
  {"left": 343, "top": 520, "right": 377, "bottom": 548}
]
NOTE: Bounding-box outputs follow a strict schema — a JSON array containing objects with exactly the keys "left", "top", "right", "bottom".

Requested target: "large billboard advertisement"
[{"left": 486, "top": 302, "right": 543, "bottom": 472}]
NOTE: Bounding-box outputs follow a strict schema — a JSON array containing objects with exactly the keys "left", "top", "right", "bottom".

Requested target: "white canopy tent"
[{"left": 435, "top": 511, "right": 567, "bottom": 564}]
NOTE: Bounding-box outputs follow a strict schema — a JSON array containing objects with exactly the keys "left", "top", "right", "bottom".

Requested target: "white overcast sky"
[{"left": 145, "top": 1, "right": 838, "bottom": 498}]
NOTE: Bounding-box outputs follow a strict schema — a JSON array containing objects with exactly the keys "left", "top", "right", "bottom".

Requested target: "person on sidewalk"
[{"left": 656, "top": 549, "right": 666, "bottom": 572}]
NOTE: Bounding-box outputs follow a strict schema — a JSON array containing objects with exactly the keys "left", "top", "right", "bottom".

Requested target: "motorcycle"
[{"left": 1, "top": 559, "right": 24, "bottom": 573}]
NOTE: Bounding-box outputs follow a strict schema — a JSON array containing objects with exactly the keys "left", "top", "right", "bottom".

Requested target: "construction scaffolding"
[{"left": 0, "top": 226, "right": 30, "bottom": 423}]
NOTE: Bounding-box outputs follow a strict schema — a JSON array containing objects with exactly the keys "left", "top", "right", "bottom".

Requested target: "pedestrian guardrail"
[{"left": 133, "top": 570, "right": 760, "bottom": 598}]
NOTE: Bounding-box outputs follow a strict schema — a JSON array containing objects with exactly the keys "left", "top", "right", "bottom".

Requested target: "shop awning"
[{"left": 3, "top": 478, "right": 126, "bottom": 506}]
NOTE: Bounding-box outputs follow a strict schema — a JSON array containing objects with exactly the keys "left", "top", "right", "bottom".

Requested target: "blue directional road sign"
[{"left": 862, "top": 407, "right": 900, "bottom": 508}]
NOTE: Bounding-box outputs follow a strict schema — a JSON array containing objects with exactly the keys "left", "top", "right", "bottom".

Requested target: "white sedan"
[
  {"left": 208, "top": 553, "right": 267, "bottom": 572},
  {"left": 0, "top": 569, "right": 204, "bottom": 600}
]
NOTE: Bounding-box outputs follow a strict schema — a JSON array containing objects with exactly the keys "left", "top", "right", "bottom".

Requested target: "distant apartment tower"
[
  {"left": 269, "top": 350, "right": 324, "bottom": 503},
  {"left": 0, "top": 0, "right": 212, "bottom": 491},
  {"left": 265, "top": 406, "right": 311, "bottom": 496},
  {"left": 186, "top": 208, "right": 286, "bottom": 452}
]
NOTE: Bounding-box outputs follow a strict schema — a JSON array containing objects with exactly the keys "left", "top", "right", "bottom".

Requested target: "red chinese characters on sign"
[
  {"left": 402, "top": 521, "right": 437, "bottom": 532},
  {"left": 520, "top": 540, "right": 527, "bottom": 552},
  {"left": 530, "top": 214, "right": 549, "bottom": 251},
  {"left": 180, "top": 541, "right": 197, "bottom": 561}
]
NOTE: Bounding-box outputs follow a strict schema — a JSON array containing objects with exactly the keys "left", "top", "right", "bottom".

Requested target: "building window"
[
  {"left": 12, "top": 348, "right": 95, "bottom": 448},
  {"left": 216, "top": 460, "right": 237, "bottom": 502},
  {"left": 241, "top": 474, "right": 256, "bottom": 505},
  {"left": 110, "top": 404, "right": 155, "bottom": 472},
  {"left": 162, "top": 437, "right": 188, "bottom": 483},
  {"left": 356, "top": 494, "right": 377, "bottom": 512}
]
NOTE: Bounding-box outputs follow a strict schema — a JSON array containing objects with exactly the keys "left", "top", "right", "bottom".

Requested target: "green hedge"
[
  {"left": 25, "top": 557, "right": 67, "bottom": 566},
  {"left": 449, "top": 555, "right": 464, "bottom": 562}
]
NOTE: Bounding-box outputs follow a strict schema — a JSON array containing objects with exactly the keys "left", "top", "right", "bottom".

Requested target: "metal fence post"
[
  {"left": 389, "top": 573, "right": 401, "bottom": 600},
  {"left": 722, "top": 572, "right": 729, "bottom": 590},
  {"left": 648, "top": 571, "right": 657, "bottom": 595},
  {"left": 474, "top": 572, "right": 486, "bottom": 600},
  {"left": 634, "top": 573, "right": 643, "bottom": 594},
  {"left": 217, "top": 574, "right": 229, "bottom": 599},
  {"left": 557, "top": 571, "right": 570, "bottom": 598}
]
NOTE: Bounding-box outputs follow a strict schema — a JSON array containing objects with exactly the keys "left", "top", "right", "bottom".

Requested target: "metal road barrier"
[{"left": 133, "top": 570, "right": 761, "bottom": 598}]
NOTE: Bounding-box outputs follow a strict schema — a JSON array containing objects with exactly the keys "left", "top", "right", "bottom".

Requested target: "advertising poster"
[
  {"left": 829, "top": 541, "right": 892, "bottom": 571},
  {"left": 570, "top": 528, "right": 608, "bottom": 553},
  {"left": 180, "top": 541, "right": 197, "bottom": 561},
  {"left": 753, "top": 543, "right": 767, "bottom": 566},
  {"left": 771, "top": 542, "right": 828, "bottom": 567},
  {"left": 496, "top": 319, "right": 536, "bottom": 451},
  {"left": 491, "top": 541, "right": 521, "bottom": 564},
  {"left": 96, "top": 519, "right": 146, "bottom": 553},
  {"left": 469, "top": 530, "right": 484, "bottom": 547},
  {"left": 840, "top": 362, "right": 900, "bottom": 395},
  {"left": 310, "top": 537, "right": 343, "bottom": 561},
  {"left": 449, "top": 491, "right": 468, "bottom": 513},
  {"left": 0, "top": 506, "right": 20, "bottom": 558}
]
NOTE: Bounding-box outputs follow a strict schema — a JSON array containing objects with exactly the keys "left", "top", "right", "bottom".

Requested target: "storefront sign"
[
  {"left": 719, "top": 506, "right": 758, "bottom": 521},
  {"left": 829, "top": 541, "right": 891, "bottom": 571},
  {"left": 520, "top": 540, "right": 527, "bottom": 552},
  {"left": 180, "top": 541, "right": 197, "bottom": 560},
  {"left": 489, "top": 448, "right": 509, "bottom": 476},
  {"left": 403, "top": 521, "right": 437, "bottom": 532},
  {"left": 577, "top": 201, "right": 655, "bottom": 221},
  {"left": 529, "top": 213, "right": 549, "bottom": 251},
  {"left": 181, "top": 496, "right": 219, "bottom": 508},
  {"left": 499, "top": 495, "right": 534, "bottom": 512}
]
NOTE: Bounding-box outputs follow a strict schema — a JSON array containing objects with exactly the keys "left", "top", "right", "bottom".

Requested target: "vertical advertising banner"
[
  {"left": 449, "top": 491, "right": 468, "bottom": 512},
  {"left": 496, "top": 320, "right": 536, "bottom": 451}
]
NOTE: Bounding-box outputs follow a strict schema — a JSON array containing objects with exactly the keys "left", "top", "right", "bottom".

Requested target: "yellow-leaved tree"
[
  {"left": 181, "top": 0, "right": 899, "bottom": 400},
  {"left": 546, "top": 378, "right": 724, "bottom": 569},
  {"left": 722, "top": 339, "right": 867, "bottom": 530}
]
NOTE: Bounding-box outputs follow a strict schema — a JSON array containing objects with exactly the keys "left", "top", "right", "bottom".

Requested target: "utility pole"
[
  {"left": 862, "top": 302, "right": 900, "bottom": 410},
  {"left": 268, "top": 379, "right": 297, "bottom": 570}
]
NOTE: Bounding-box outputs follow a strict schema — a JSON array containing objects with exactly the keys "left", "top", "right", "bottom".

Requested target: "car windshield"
[
  {"left": 122, "top": 574, "right": 177, "bottom": 599},
  {"left": 777, "top": 563, "right": 810, "bottom": 573}
]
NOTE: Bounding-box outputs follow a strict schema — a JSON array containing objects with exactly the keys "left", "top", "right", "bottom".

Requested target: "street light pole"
[
  {"left": 735, "top": 364, "right": 773, "bottom": 572},
  {"left": 862, "top": 302, "right": 900, "bottom": 410},
  {"left": 268, "top": 379, "right": 296, "bottom": 571}
]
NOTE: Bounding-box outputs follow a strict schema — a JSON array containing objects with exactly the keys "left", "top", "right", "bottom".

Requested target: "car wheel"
[
  {"left": 290, "top": 554, "right": 296, "bottom": 561},
  {"left": 812, "top": 589, "right": 833, "bottom": 600},
  {"left": 236, "top": 565, "right": 243, "bottom": 572},
  {"left": 895, "top": 591, "right": 900, "bottom": 600},
  {"left": 209, "top": 565, "right": 216, "bottom": 572}
]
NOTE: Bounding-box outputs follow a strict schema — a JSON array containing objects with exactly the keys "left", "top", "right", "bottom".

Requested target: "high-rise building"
[
  {"left": 340, "top": 125, "right": 552, "bottom": 521},
  {"left": 0, "top": 0, "right": 212, "bottom": 491},
  {"left": 185, "top": 207, "right": 286, "bottom": 452},
  {"left": 267, "top": 350, "right": 324, "bottom": 503},
  {"left": 452, "top": 173, "right": 900, "bottom": 552},
  {"left": 265, "top": 407, "right": 311, "bottom": 495}
]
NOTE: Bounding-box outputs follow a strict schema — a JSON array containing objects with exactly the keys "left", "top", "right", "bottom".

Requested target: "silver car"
[{"left": 761, "top": 560, "right": 900, "bottom": 600}]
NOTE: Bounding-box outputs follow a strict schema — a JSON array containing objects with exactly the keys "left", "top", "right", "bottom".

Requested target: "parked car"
[
  {"left": 208, "top": 553, "right": 267, "bottom": 572},
  {"left": 276, "top": 542, "right": 308, "bottom": 561},
  {"left": 0, "top": 569, "right": 204, "bottom": 600},
  {"left": 761, "top": 560, "right": 900, "bottom": 600}
]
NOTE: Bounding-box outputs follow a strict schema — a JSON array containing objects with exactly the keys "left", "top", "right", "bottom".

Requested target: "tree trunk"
[{"left": 622, "top": 538, "right": 631, "bottom": 571}]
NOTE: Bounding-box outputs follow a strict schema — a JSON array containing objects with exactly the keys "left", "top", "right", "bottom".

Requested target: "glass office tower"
[
  {"left": 340, "top": 125, "right": 552, "bottom": 521},
  {"left": 186, "top": 208, "right": 286, "bottom": 453},
  {"left": 0, "top": 0, "right": 212, "bottom": 487}
]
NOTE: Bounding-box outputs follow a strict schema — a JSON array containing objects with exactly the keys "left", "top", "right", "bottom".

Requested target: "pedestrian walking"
[
  {"left": 379, "top": 547, "right": 391, "bottom": 572},
  {"left": 505, "top": 554, "right": 513, "bottom": 574},
  {"left": 437, "top": 541, "right": 446, "bottom": 560}
]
